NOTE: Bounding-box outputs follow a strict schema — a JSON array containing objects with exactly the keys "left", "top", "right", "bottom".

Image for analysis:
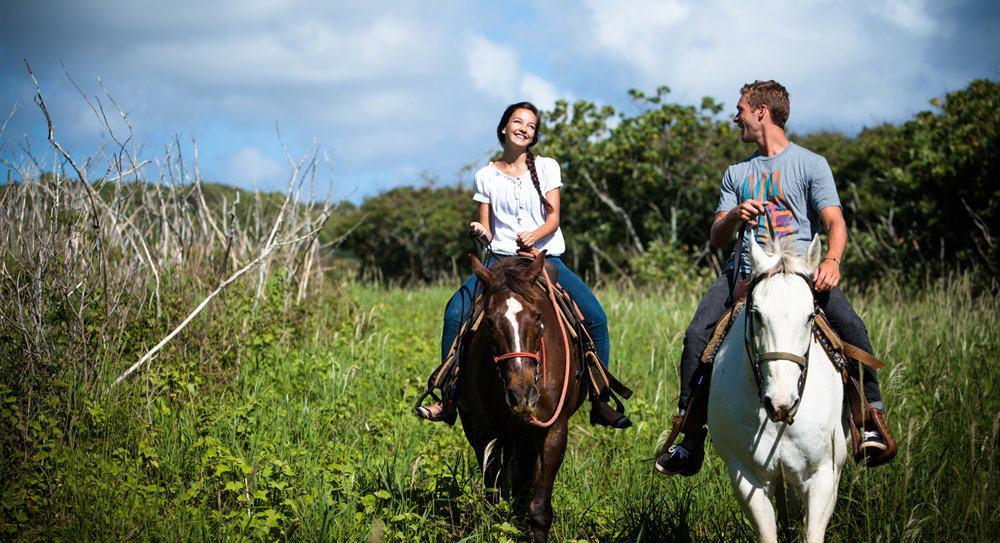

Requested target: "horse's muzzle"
[
  {"left": 763, "top": 395, "right": 798, "bottom": 424},
  {"left": 506, "top": 385, "right": 540, "bottom": 416}
]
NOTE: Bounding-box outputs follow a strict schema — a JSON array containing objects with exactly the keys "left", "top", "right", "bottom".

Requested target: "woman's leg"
[
  {"left": 547, "top": 257, "right": 630, "bottom": 428},
  {"left": 547, "top": 257, "right": 609, "bottom": 368},
  {"left": 441, "top": 273, "right": 482, "bottom": 361},
  {"left": 417, "top": 271, "right": 483, "bottom": 421}
]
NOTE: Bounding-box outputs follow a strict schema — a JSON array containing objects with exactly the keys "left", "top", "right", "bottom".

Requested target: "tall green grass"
[{"left": 2, "top": 276, "right": 997, "bottom": 541}]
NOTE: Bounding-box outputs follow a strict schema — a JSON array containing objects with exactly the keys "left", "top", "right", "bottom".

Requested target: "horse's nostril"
[
  {"left": 527, "top": 385, "right": 540, "bottom": 406},
  {"left": 763, "top": 396, "right": 774, "bottom": 413},
  {"left": 505, "top": 390, "right": 518, "bottom": 408}
]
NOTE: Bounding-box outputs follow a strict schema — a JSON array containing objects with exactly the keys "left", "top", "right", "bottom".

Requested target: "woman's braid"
[{"left": 526, "top": 151, "right": 553, "bottom": 214}]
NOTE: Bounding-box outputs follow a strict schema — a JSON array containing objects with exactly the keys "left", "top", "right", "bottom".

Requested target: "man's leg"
[
  {"left": 817, "top": 288, "right": 881, "bottom": 407},
  {"left": 656, "top": 273, "right": 732, "bottom": 476},
  {"left": 818, "top": 287, "right": 896, "bottom": 466},
  {"left": 678, "top": 273, "right": 733, "bottom": 409}
]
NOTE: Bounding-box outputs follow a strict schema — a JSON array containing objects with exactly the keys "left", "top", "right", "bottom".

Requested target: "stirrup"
[
  {"left": 589, "top": 400, "right": 631, "bottom": 429},
  {"left": 655, "top": 433, "right": 705, "bottom": 477},
  {"left": 413, "top": 388, "right": 458, "bottom": 426},
  {"left": 858, "top": 408, "right": 896, "bottom": 467},
  {"left": 860, "top": 430, "right": 888, "bottom": 451},
  {"left": 413, "top": 401, "right": 457, "bottom": 425}
]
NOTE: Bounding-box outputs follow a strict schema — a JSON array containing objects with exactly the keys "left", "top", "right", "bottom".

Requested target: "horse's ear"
[
  {"left": 527, "top": 250, "right": 547, "bottom": 281},
  {"left": 471, "top": 254, "right": 495, "bottom": 289},
  {"left": 805, "top": 234, "right": 823, "bottom": 271},
  {"left": 749, "top": 233, "right": 779, "bottom": 277}
]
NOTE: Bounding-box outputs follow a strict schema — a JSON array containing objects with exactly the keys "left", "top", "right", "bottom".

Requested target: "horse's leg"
[
  {"left": 527, "top": 422, "right": 567, "bottom": 543},
  {"left": 726, "top": 463, "right": 778, "bottom": 543},
  {"left": 461, "top": 415, "right": 502, "bottom": 502},
  {"left": 801, "top": 465, "right": 840, "bottom": 543}
]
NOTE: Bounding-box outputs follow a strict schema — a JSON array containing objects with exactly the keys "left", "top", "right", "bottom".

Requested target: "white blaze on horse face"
[
  {"left": 504, "top": 297, "right": 524, "bottom": 352},
  {"left": 755, "top": 275, "right": 814, "bottom": 410}
]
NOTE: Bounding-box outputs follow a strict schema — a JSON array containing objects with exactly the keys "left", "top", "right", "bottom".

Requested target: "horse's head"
[
  {"left": 471, "top": 252, "right": 549, "bottom": 419},
  {"left": 746, "top": 234, "right": 822, "bottom": 423}
]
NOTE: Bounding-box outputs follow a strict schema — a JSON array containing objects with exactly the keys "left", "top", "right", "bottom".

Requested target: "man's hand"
[
  {"left": 731, "top": 199, "right": 767, "bottom": 226},
  {"left": 813, "top": 258, "right": 840, "bottom": 291}
]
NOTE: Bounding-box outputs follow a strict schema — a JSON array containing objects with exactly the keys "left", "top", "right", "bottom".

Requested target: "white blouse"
[{"left": 473, "top": 156, "right": 566, "bottom": 256}]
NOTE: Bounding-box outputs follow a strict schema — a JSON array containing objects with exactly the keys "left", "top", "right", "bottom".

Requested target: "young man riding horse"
[{"left": 656, "top": 80, "right": 896, "bottom": 476}]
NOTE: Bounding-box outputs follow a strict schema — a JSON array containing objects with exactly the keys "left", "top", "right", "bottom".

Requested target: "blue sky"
[{"left": 1, "top": 0, "right": 997, "bottom": 202}]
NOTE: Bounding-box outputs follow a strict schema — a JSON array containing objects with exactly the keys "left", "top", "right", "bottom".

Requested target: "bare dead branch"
[{"left": 580, "top": 167, "right": 645, "bottom": 254}]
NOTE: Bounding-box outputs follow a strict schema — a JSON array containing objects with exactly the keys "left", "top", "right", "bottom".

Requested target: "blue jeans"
[{"left": 441, "top": 256, "right": 610, "bottom": 369}]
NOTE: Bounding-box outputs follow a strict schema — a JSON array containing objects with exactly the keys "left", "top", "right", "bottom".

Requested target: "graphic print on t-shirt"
[{"left": 739, "top": 170, "right": 796, "bottom": 244}]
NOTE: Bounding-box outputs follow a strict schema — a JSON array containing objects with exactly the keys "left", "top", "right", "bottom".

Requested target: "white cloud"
[
  {"left": 463, "top": 35, "right": 566, "bottom": 110},
  {"left": 465, "top": 35, "right": 520, "bottom": 99},
  {"left": 580, "top": 0, "right": 960, "bottom": 130},
  {"left": 1, "top": 1, "right": 994, "bottom": 200},
  {"left": 585, "top": 0, "right": 691, "bottom": 75},
  {"left": 226, "top": 145, "right": 285, "bottom": 187},
  {"left": 520, "top": 73, "right": 561, "bottom": 111},
  {"left": 129, "top": 15, "right": 436, "bottom": 89},
  {"left": 874, "top": 0, "right": 938, "bottom": 36}
]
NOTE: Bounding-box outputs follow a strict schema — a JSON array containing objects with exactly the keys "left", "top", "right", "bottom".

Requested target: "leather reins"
[{"left": 490, "top": 263, "right": 572, "bottom": 429}]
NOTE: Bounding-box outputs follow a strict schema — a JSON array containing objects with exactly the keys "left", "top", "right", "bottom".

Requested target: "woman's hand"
[
  {"left": 516, "top": 230, "right": 538, "bottom": 248},
  {"left": 469, "top": 222, "right": 492, "bottom": 243}
]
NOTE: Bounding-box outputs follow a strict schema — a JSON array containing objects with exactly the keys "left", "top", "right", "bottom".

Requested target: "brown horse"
[{"left": 458, "top": 252, "right": 585, "bottom": 542}]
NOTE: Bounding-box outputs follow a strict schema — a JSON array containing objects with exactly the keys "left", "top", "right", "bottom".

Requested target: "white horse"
[{"left": 708, "top": 235, "right": 848, "bottom": 543}]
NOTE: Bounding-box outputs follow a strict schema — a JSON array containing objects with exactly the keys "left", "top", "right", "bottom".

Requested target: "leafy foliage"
[
  {"left": 342, "top": 80, "right": 999, "bottom": 286},
  {"left": 2, "top": 278, "right": 997, "bottom": 541},
  {"left": 342, "top": 185, "right": 477, "bottom": 284}
]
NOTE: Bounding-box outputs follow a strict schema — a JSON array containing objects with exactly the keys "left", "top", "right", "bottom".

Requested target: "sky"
[{"left": 1, "top": 0, "right": 998, "bottom": 202}]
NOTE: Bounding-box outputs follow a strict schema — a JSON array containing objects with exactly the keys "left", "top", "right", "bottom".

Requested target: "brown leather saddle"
[
  {"left": 415, "top": 269, "right": 633, "bottom": 418},
  {"left": 661, "top": 291, "right": 895, "bottom": 465}
]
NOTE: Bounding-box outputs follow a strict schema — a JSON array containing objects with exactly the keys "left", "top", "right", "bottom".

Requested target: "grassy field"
[{"left": 2, "top": 275, "right": 998, "bottom": 542}]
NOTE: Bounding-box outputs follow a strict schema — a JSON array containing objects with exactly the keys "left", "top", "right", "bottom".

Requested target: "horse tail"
[{"left": 483, "top": 438, "right": 502, "bottom": 489}]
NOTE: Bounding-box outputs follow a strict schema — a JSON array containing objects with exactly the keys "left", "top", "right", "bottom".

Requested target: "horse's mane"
[
  {"left": 758, "top": 237, "right": 811, "bottom": 278},
  {"left": 486, "top": 257, "right": 544, "bottom": 302}
]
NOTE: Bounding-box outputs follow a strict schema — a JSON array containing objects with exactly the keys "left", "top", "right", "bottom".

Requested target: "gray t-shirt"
[{"left": 716, "top": 143, "right": 841, "bottom": 274}]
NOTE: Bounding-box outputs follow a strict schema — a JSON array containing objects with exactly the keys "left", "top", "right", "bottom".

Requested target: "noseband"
[
  {"left": 493, "top": 337, "right": 546, "bottom": 380},
  {"left": 744, "top": 270, "right": 817, "bottom": 424}
]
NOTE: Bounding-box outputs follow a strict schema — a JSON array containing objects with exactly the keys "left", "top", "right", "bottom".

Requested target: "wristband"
[{"left": 823, "top": 257, "right": 840, "bottom": 264}]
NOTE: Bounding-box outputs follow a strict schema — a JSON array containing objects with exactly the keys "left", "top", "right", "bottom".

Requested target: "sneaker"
[
  {"left": 860, "top": 430, "right": 888, "bottom": 452},
  {"left": 655, "top": 443, "right": 704, "bottom": 477}
]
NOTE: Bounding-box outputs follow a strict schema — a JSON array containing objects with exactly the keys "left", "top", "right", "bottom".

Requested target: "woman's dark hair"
[{"left": 496, "top": 102, "right": 553, "bottom": 214}]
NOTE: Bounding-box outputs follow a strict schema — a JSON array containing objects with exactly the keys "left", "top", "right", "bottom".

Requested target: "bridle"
[
  {"left": 737, "top": 208, "right": 818, "bottom": 424},
  {"left": 487, "top": 264, "right": 571, "bottom": 429},
  {"left": 493, "top": 337, "right": 546, "bottom": 382},
  {"left": 743, "top": 270, "right": 817, "bottom": 424}
]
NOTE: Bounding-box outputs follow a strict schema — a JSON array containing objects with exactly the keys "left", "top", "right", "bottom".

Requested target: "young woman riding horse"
[{"left": 413, "top": 101, "right": 630, "bottom": 428}]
